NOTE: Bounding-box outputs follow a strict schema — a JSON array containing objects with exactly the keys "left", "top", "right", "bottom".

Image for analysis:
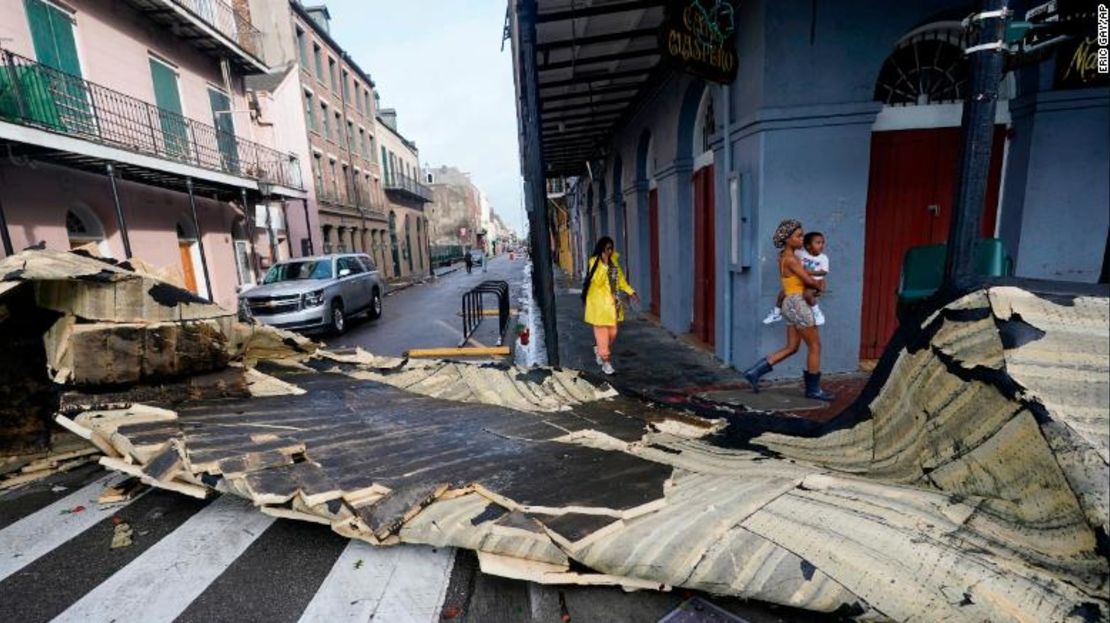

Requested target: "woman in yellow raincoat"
[{"left": 582, "top": 236, "right": 639, "bottom": 375}]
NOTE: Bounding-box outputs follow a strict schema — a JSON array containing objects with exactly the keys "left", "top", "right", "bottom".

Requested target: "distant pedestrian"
[
  {"left": 742, "top": 220, "right": 834, "bottom": 400},
  {"left": 582, "top": 236, "right": 639, "bottom": 375},
  {"left": 464, "top": 251, "right": 473, "bottom": 274}
]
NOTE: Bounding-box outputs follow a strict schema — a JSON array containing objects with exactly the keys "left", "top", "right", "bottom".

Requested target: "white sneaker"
[
  {"left": 593, "top": 346, "right": 603, "bottom": 365},
  {"left": 601, "top": 361, "right": 615, "bottom": 375},
  {"left": 762, "top": 307, "right": 782, "bottom": 324},
  {"left": 813, "top": 305, "right": 825, "bottom": 326}
]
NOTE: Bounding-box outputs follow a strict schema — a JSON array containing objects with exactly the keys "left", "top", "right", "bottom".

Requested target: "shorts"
[{"left": 781, "top": 294, "right": 816, "bottom": 328}]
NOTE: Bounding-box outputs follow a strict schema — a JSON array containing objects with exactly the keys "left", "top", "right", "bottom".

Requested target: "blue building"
[{"left": 512, "top": 0, "right": 1109, "bottom": 374}]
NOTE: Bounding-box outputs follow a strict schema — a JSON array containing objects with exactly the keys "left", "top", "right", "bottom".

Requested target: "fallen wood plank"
[{"left": 406, "top": 346, "right": 510, "bottom": 358}]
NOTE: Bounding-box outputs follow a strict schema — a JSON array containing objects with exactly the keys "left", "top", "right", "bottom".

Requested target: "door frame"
[
  {"left": 648, "top": 188, "right": 660, "bottom": 317},
  {"left": 691, "top": 160, "right": 716, "bottom": 345}
]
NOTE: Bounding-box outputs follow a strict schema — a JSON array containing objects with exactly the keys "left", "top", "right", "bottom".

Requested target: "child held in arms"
[{"left": 763, "top": 231, "right": 829, "bottom": 326}]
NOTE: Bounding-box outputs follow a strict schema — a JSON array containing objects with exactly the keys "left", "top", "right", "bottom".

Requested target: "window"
[
  {"left": 303, "top": 90, "right": 316, "bottom": 131},
  {"left": 295, "top": 27, "right": 308, "bottom": 68},
  {"left": 347, "top": 120, "right": 355, "bottom": 150},
  {"left": 65, "top": 206, "right": 111, "bottom": 257},
  {"left": 342, "top": 163, "right": 351, "bottom": 201},
  {"left": 354, "top": 87, "right": 363, "bottom": 115},
  {"left": 320, "top": 101, "right": 330, "bottom": 139},
  {"left": 341, "top": 69, "right": 349, "bottom": 100},
  {"left": 311, "top": 153, "right": 323, "bottom": 194},
  {"left": 329, "top": 158, "right": 339, "bottom": 199},
  {"left": 337, "top": 256, "right": 364, "bottom": 276},
  {"left": 328, "top": 57, "right": 338, "bottom": 92},
  {"left": 380, "top": 146, "right": 388, "bottom": 181},
  {"left": 364, "top": 89, "right": 372, "bottom": 116},
  {"left": 335, "top": 111, "right": 343, "bottom": 143},
  {"left": 148, "top": 57, "right": 187, "bottom": 159},
  {"left": 358, "top": 128, "right": 367, "bottom": 157},
  {"left": 313, "top": 43, "right": 323, "bottom": 79}
]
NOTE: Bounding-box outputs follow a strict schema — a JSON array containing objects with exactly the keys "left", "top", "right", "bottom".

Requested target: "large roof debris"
[{"left": 0, "top": 248, "right": 1107, "bottom": 622}]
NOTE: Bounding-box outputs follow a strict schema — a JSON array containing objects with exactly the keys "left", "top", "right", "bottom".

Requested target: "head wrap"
[{"left": 772, "top": 219, "right": 802, "bottom": 249}]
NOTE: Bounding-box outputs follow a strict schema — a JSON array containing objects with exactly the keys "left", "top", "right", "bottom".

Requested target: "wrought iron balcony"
[
  {"left": 0, "top": 49, "right": 302, "bottom": 191},
  {"left": 384, "top": 172, "right": 434, "bottom": 203},
  {"left": 123, "top": 0, "right": 268, "bottom": 72}
]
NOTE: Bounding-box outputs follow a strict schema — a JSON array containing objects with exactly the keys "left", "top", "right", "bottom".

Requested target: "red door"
[
  {"left": 859, "top": 127, "right": 1006, "bottom": 359},
  {"left": 649, "top": 189, "right": 661, "bottom": 317},
  {"left": 691, "top": 165, "right": 716, "bottom": 345}
]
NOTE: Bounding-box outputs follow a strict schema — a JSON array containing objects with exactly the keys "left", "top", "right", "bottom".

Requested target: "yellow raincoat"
[{"left": 583, "top": 252, "right": 636, "bottom": 326}]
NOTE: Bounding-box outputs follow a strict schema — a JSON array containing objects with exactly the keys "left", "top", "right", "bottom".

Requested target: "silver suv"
[{"left": 240, "top": 253, "right": 385, "bottom": 334}]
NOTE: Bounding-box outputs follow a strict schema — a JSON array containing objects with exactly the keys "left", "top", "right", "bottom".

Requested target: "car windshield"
[{"left": 263, "top": 260, "right": 333, "bottom": 283}]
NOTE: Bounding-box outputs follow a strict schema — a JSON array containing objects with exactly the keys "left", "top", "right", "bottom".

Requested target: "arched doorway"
[
  {"left": 636, "top": 132, "right": 659, "bottom": 317},
  {"left": 176, "top": 218, "right": 208, "bottom": 297},
  {"left": 65, "top": 205, "right": 111, "bottom": 257},
  {"left": 860, "top": 23, "right": 1009, "bottom": 359},
  {"left": 690, "top": 86, "right": 717, "bottom": 345},
  {"left": 388, "top": 212, "right": 401, "bottom": 278}
]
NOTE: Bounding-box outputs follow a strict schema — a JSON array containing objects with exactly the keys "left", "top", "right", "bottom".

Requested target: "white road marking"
[
  {"left": 52, "top": 495, "right": 274, "bottom": 623},
  {"left": 298, "top": 541, "right": 455, "bottom": 623},
  {"left": 0, "top": 473, "right": 130, "bottom": 582}
]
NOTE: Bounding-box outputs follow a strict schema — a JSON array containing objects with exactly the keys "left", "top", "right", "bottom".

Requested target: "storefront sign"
[
  {"left": 1050, "top": 0, "right": 1110, "bottom": 88},
  {"left": 660, "top": 0, "right": 739, "bottom": 84}
]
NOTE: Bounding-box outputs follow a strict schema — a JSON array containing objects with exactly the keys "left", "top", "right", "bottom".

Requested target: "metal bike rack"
[{"left": 460, "top": 280, "right": 510, "bottom": 347}]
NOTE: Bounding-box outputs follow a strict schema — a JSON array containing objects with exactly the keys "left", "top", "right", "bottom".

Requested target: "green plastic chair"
[{"left": 897, "top": 238, "right": 1012, "bottom": 315}]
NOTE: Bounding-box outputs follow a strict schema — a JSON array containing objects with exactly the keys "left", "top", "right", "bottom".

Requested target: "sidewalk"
[{"left": 553, "top": 270, "right": 866, "bottom": 423}]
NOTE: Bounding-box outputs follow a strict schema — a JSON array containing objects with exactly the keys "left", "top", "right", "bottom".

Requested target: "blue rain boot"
[
  {"left": 804, "top": 371, "right": 835, "bottom": 401},
  {"left": 743, "top": 358, "right": 773, "bottom": 393}
]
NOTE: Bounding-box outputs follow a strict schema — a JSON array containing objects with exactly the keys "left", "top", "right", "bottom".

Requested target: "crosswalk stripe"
[
  {"left": 298, "top": 540, "right": 455, "bottom": 623},
  {"left": 52, "top": 495, "right": 274, "bottom": 623},
  {"left": 0, "top": 473, "right": 129, "bottom": 583}
]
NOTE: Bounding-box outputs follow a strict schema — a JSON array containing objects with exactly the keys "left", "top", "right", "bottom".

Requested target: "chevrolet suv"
[{"left": 239, "top": 254, "right": 384, "bottom": 334}]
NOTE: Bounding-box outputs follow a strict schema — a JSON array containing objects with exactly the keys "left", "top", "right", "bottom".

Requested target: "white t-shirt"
[{"left": 795, "top": 249, "right": 829, "bottom": 281}]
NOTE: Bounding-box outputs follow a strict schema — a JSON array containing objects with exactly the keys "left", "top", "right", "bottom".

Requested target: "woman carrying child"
[{"left": 742, "top": 219, "right": 835, "bottom": 401}]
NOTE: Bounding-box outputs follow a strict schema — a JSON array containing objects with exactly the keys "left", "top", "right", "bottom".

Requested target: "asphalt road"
[
  {"left": 0, "top": 256, "right": 832, "bottom": 622},
  {"left": 326, "top": 254, "right": 526, "bottom": 356}
]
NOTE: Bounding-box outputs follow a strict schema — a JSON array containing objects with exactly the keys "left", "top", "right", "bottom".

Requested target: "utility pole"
[
  {"left": 517, "top": 0, "right": 560, "bottom": 366},
  {"left": 944, "top": 0, "right": 1010, "bottom": 284}
]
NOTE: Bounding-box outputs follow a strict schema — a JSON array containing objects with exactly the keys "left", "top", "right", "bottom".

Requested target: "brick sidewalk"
[{"left": 554, "top": 271, "right": 868, "bottom": 423}]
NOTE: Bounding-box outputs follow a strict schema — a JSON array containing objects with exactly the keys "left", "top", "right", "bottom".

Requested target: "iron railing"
[
  {"left": 169, "top": 0, "right": 266, "bottom": 64},
  {"left": 0, "top": 49, "right": 302, "bottom": 190},
  {"left": 384, "top": 172, "right": 434, "bottom": 202}
]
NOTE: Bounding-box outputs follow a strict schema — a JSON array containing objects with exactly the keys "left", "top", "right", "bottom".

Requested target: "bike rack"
[{"left": 460, "top": 280, "right": 510, "bottom": 347}]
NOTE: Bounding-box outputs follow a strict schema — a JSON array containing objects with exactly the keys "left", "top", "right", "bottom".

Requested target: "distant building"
[
  {"left": 424, "top": 165, "right": 481, "bottom": 249},
  {"left": 376, "top": 109, "right": 432, "bottom": 279},
  {"left": 248, "top": 1, "right": 388, "bottom": 271}
]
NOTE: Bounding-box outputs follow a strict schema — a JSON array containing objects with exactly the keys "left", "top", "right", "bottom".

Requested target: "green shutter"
[
  {"left": 149, "top": 59, "right": 189, "bottom": 160},
  {"left": 25, "top": 0, "right": 80, "bottom": 75}
]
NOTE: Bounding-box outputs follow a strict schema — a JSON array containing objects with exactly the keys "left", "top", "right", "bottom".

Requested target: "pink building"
[{"left": 0, "top": 0, "right": 307, "bottom": 309}]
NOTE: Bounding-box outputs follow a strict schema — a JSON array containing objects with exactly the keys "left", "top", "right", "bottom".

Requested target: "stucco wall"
[{"left": 0, "top": 162, "right": 247, "bottom": 309}]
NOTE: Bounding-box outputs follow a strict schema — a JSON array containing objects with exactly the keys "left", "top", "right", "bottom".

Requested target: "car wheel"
[
  {"left": 329, "top": 299, "right": 346, "bottom": 334},
  {"left": 368, "top": 289, "right": 382, "bottom": 320}
]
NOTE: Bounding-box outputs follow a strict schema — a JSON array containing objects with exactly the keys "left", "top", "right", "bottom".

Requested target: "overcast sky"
[{"left": 325, "top": 0, "right": 525, "bottom": 236}]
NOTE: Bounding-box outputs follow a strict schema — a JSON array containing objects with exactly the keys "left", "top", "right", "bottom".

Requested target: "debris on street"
[{"left": 0, "top": 248, "right": 1107, "bottom": 621}]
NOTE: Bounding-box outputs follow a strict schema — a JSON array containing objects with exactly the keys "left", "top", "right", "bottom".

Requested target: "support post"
[
  {"left": 0, "top": 195, "right": 14, "bottom": 256},
  {"left": 518, "top": 0, "right": 560, "bottom": 366},
  {"left": 241, "top": 188, "right": 260, "bottom": 273},
  {"left": 186, "top": 178, "right": 213, "bottom": 300},
  {"left": 302, "top": 198, "right": 315, "bottom": 255},
  {"left": 944, "top": 0, "right": 1009, "bottom": 284},
  {"left": 106, "top": 164, "right": 133, "bottom": 258}
]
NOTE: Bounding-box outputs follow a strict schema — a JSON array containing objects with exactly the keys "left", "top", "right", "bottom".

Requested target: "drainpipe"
[
  {"left": 0, "top": 195, "right": 14, "bottom": 256},
  {"left": 106, "top": 164, "right": 133, "bottom": 258},
  {"left": 721, "top": 84, "right": 734, "bottom": 366},
  {"left": 186, "top": 178, "right": 214, "bottom": 300}
]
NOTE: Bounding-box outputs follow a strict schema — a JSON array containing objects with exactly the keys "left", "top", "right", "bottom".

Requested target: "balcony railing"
[
  {"left": 384, "top": 172, "right": 434, "bottom": 203},
  {"left": 169, "top": 0, "right": 265, "bottom": 64},
  {"left": 0, "top": 49, "right": 302, "bottom": 190}
]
